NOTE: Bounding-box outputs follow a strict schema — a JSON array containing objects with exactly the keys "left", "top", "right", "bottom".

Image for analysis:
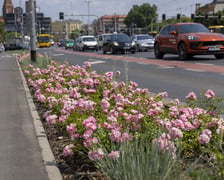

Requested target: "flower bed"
[{"left": 19, "top": 53, "right": 224, "bottom": 179}]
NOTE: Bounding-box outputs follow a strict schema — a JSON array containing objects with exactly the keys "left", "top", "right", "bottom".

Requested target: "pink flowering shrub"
[{"left": 22, "top": 59, "right": 224, "bottom": 161}]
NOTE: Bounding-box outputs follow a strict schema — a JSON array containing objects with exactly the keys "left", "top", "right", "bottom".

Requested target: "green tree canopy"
[{"left": 124, "top": 3, "right": 157, "bottom": 28}]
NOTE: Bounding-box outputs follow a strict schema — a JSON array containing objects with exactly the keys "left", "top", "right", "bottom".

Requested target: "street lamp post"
[
  {"left": 85, "top": 0, "right": 92, "bottom": 35},
  {"left": 151, "top": 16, "right": 158, "bottom": 33},
  {"left": 29, "top": 0, "right": 36, "bottom": 62}
]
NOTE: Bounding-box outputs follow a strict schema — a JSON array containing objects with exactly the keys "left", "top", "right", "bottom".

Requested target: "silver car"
[{"left": 131, "top": 34, "right": 154, "bottom": 52}]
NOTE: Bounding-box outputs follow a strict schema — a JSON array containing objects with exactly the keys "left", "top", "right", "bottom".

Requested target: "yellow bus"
[
  {"left": 37, "top": 34, "right": 53, "bottom": 48},
  {"left": 208, "top": 25, "right": 224, "bottom": 34}
]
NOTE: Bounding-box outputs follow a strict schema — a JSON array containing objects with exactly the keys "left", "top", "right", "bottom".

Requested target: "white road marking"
[
  {"left": 0, "top": 55, "right": 13, "bottom": 58},
  {"left": 184, "top": 68, "right": 206, "bottom": 72},
  {"left": 195, "top": 63, "right": 213, "bottom": 66},
  {"left": 52, "top": 53, "right": 64, "bottom": 56},
  {"left": 156, "top": 65, "right": 174, "bottom": 69},
  {"left": 88, "top": 60, "right": 105, "bottom": 65}
]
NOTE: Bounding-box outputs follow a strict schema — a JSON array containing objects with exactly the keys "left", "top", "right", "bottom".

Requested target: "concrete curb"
[{"left": 16, "top": 55, "right": 63, "bottom": 180}]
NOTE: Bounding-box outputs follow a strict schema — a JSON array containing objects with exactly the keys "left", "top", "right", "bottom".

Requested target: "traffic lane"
[
  {"left": 55, "top": 47, "right": 224, "bottom": 74},
  {"left": 57, "top": 45, "right": 224, "bottom": 64},
  {"left": 94, "top": 49, "right": 224, "bottom": 66},
  {"left": 123, "top": 52, "right": 224, "bottom": 66}
]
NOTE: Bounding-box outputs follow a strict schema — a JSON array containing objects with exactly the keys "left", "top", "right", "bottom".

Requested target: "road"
[{"left": 38, "top": 47, "right": 224, "bottom": 102}]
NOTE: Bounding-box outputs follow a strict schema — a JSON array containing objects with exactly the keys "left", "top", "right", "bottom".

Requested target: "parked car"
[
  {"left": 78, "top": 36, "right": 98, "bottom": 52},
  {"left": 97, "top": 33, "right": 111, "bottom": 49},
  {"left": 131, "top": 34, "right": 154, "bottom": 51},
  {"left": 65, "top": 39, "right": 74, "bottom": 49},
  {"left": 102, "top": 33, "right": 136, "bottom": 54},
  {"left": 154, "top": 22, "right": 224, "bottom": 60},
  {"left": 4, "top": 37, "right": 25, "bottom": 51}
]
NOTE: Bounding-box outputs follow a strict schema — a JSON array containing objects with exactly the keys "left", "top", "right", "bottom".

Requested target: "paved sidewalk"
[{"left": 0, "top": 52, "right": 62, "bottom": 180}]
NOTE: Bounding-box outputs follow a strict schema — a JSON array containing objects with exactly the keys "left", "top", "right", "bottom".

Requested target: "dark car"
[
  {"left": 102, "top": 33, "right": 136, "bottom": 54},
  {"left": 57, "top": 39, "right": 65, "bottom": 47},
  {"left": 154, "top": 22, "right": 224, "bottom": 60}
]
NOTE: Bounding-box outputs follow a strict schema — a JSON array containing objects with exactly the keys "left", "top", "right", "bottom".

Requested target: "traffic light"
[
  {"left": 162, "top": 14, "right": 166, "bottom": 21},
  {"left": 15, "top": 7, "right": 23, "bottom": 24},
  {"left": 191, "top": 14, "right": 195, "bottom": 20},
  {"left": 177, "top": 14, "right": 181, "bottom": 20},
  {"left": 205, "top": 13, "right": 208, "bottom": 19},
  {"left": 59, "top": 12, "right": 64, "bottom": 20}
]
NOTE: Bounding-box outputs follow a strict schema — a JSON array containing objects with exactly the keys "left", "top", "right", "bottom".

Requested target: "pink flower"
[
  {"left": 168, "top": 127, "right": 183, "bottom": 139},
  {"left": 46, "top": 114, "right": 57, "bottom": 124},
  {"left": 88, "top": 148, "right": 104, "bottom": 160},
  {"left": 158, "top": 91, "right": 168, "bottom": 98},
  {"left": 63, "top": 144, "right": 74, "bottom": 157},
  {"left": 108, "top": 151, "right": 120, "bottom": 160},
  {"left": 202, "top": 129, "right": 212, "bottom": 138},
  {"left": 204, "top": 89, "right": 215, "bottom": 98},
  {"left": 101, "top": 99, "right": 110, "bottom": 113},
  {"left": 186, "top": 91, "right": 197, "bottom": 100},
  {"left": 198, "top": 133, "right": 210, "bottom": 145},
  {"left": 152, "top": 133, "right": 177, "bottom": 158}
]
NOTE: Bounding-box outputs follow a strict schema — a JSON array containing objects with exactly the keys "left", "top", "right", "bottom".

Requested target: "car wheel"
[
  {"left": 136, "top": 45, "right": 140, "bottom": 52},
  {"left": 214, "top": 54, "right": 224, "bottom": 59},
  {"left": 178, "top": 43, "right": 188, "bottom": 60},
  {"left": 102, "top": 47, "right": 106, "bottom": 54},
  {"left": 111, "top": 47, "right": 116, "bottom": 54},
  {"left": 154, "top": 43, "right": 164, "bottom": 59}
]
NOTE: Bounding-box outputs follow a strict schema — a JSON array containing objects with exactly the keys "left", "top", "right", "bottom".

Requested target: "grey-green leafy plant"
[{"left": 94, "top": 135, "right": 202, "bottom": 180}]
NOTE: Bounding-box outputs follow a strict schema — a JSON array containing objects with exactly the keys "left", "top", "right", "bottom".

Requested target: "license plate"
[
  {"left": 208, "top": 47, "right": 220, "bottom": 51},
  {"left": 124, "top": 47, "right": 131, "bottom": 49}
]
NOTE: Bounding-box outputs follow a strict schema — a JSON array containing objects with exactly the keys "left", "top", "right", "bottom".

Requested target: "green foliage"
[
  {"left": 124, "top": 3, "right": 157, "bottom": 28},
  {"left": 70, "top": 29, "right": 80, "bottom": 39},
  {"left": 95, "top": 135, "right": 200, "bottom": 180}
]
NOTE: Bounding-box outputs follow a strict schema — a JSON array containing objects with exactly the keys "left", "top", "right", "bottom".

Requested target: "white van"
[{"left": 78, "top": 36, "right": 98, "bottom": 52}]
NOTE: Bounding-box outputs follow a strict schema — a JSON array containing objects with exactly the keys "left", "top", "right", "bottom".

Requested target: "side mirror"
[{"left": 170, "top": 31, "right": 177, "bottom": 35}]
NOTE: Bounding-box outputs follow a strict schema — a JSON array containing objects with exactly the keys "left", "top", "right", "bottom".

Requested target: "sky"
[{"left": 1, "top": 0, "right": 213, "bottom": 23}]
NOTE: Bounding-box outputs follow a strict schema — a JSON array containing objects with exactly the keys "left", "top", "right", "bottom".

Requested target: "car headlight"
[
  {"left": 188, "top": 35, "right": 199, "bottom": 40},
  {"left": 113, "top": 42, "right": 119, "bottom": 46},
  {"left": 132, "top": 41, "right": 136, "bottom": 46}
]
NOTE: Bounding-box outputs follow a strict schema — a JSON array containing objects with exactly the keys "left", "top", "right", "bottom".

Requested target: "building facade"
[
  {"left": 93, "top": 15, "right": 127, "bottom": 35},
  {"left": 195, "top": 0, "right": 224, "bottom": 14},
  {"left": 51, "top": 20, "right": 82, "bottom": 41}
]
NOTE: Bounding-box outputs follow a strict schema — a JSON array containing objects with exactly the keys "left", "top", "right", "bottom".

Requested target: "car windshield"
[
  {"left": 66, "top": 40, "right": 74, "bottom": 43},
  {"left": 178, "top": 24, "right": 210, "bottom": 34},
  {"left": 83, "top": 37, "right": 96, "bottom": 41},
  {"left": 137, "top": 35, "right": 153, "bottom": 40},
  {"left": 112, "top": 34, "right": 130, "bottom": 41},
  {"left": 38, "top": 36, "right": 50, "bottom": 42}
]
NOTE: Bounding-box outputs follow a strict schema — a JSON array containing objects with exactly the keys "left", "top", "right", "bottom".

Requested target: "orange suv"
[{"left": 154, "top": 22, "right": 224, "bottom": 60}]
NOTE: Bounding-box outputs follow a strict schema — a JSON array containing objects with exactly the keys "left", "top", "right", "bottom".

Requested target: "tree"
[
  {"left": 70, "top": 29, "right": 80, "bottom": 39},
  {"left": 124, "top": 3, "right": 157, "bottom": 29},
  {"left": 0, "top": 22, "right": 6, "bottom": 42}
]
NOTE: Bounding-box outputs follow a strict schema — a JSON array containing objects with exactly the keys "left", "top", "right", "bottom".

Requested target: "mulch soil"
[{"left": 31, "top": 88, "right": 107, "bottom": 180}]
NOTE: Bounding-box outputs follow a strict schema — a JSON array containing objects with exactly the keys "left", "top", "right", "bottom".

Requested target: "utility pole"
[
  {"left": 29, "top": 0, "right": 36, "bottom": 62},
  {"left": 85, "top": 0, "right": 92, "bottom": 35}
]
